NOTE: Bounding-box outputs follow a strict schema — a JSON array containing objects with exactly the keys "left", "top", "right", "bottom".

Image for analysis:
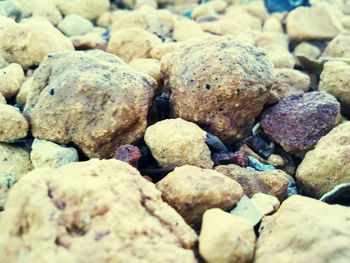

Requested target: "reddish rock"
[
  {"left": 213, "top": 151, "right": 249, "bottom": 167},
  {"left": 261, "top": 91, "right": 341, "bottom": 157},
  {"left": 113, "top": 145, "right": 141, "bottom": 168}
]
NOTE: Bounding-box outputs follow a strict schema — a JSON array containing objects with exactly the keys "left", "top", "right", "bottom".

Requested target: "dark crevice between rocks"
[{"left": 47, "top": 186, "right": 66, "bottom": 211}]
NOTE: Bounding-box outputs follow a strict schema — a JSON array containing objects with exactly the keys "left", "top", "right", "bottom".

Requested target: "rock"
[
  {"left": 0, "top": 143, "right": 32, "bottom": 209},
  {"left": 322, "top": 34, "right": 350, "bottom": 59},
  {"left": 294, "top": 42, "right": 321, "bottom": 62},
  {"left": 113, "top": 144, "right": 141, "bottom": 168},
  {"left": 296, "top": 122, "right": 350, "bottom": 198},
  {"left": 24, "top": 50, "right": 155, "bottom": 159},
  {"left": 0, "top": 63, "right": 24, "bottom": 98},
  {"left": 230, "top": 195, "right": 261, "bottom": 226},
  {"left": 0, "top": 17, "right": 74, "bottom": 69},
  {"left": 71, "top": 33, "right": 107, "bottom": 50},
  {"left": 225, "top": 5, "right": 262, "bottom": 30},
  {"left": 173, "top": 19, "right": 208, "bottom": 42},
  {"left": 150, "top": 42, "right": 178, "bottom": 60},
  {"left": 16, "top": 77, "right": 33, "bottom": 106},
  {"left": 263, "top": 15, "right": 283, "bottom": 33},
  {"left": 107, "top": 28, "right": 162, "bottom": 63},
  {"left": 161, "top": 36, "right": 274, "bottom": 142},
  {"left": 17, "top": 0, "right": 62, "bottom": 25},
  {"left": 236, "top": 31, "right": 295, "bottom": 69},
  {"left": 30, "top": 139, "right": 79, "bottom": 169},
  {"left": 144, "top": 118, "right": 213, "bottom": 169},
  {"left": 58, "top": 14, "right": 93, "bottom": 37},
  {"left": 156, "top": 165, "right": 243, "bottom": 226},
  {"left": 261, "top": 91, "right": 341, "bottom": 156},
  {"left": 0, "top": 93, "right": 5, "bottom": 104},
  {"left": 0, "top": 104, "right": 28, "bottom": 142},
  {"left": 250, "top": 193, "right": 280, "bottom": 218},
  {"left": 286, "top": 6, "right": 342, "bottom": 40},
  {"left": 215, "top": 164, "right": 290, "bottom": 201},
  {"left": 129, "top": 58, "right": 161, "bottom": 83},
  {"left": 199, "top": 208, "right": 256, "bottom": 263},
  {"left": 0, "top": 159, "right": 197, "bottom": 262},
  {"left": 266, "top": 154, "right": 284, "bottom": 167},
  {"left": 110, "top": 6, "right": 174, "bottom": 40},
  {"left": 213, "top": 151, "right": 249, "bottom": 167},
  {"left": 268, "top": 69, "right": 310, "bottom": 104},
  {"left": 320, "top": 183, "right": 350, "bottom": 205},
  {"left": 191, "top": 4, "right": 217, "bottom": 21},
  {"left": 55, "top": 0, "right": 110, "bottom": 20},
  {"left": 0, "top": 0, "right": 21, "bottom": 19},
  {"left": 0, "top": 55, "right": 8, "bottom": 69},
  {"left": 319, "top": 61, "right": 350, "bottom": 116},
  {"left": 255, "top": 195, "right": 350, "bottom": 263}
]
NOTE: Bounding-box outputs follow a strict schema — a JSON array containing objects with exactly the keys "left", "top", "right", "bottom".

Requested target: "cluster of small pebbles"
[{"left": 0, "top": 0, "right": 350, "bottom": 262}]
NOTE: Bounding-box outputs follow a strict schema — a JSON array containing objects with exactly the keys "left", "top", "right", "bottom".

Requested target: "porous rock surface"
[
  {"left": 261, "top": 91, "right": 341, "bottom": 157},
  {"left": 24, "top": 50, "right": 156, "bottom": 159},
  {"left": 156, "top": 165, "right": 244, "bottom": 226},
  {"left": 255, "top": 195, "right": 350, "bottom": 263},
  {"left": 0, "top": 159, "right": 198, "bottom": 263},
  {"left": 161, "top": 36, "right": 274, "bottom": 142},
  {"left": 296, "top": 122, "right": 350, "bottom": 198}
]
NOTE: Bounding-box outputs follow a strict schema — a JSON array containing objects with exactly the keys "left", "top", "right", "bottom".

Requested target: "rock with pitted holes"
[
  {"left": 24, "top": 50, "right": 155, "bottom": 159},
  {"left": 255, "top": 195, "right": 350, "bottom": 263},
  {"left": 0, "top": 159, "right": 197, "bottom": 263},
  {"left": 261, "top": 91, "right": 341, "bottom": 157},
  {"left": 161, "top": 36, "right": 274, "bottom": 142},
  {"left": 156, "top": 165, "right": 244, "bottom": 226},
  {"left": 296, "top": 122, "right": 350, "bottom": 198},
  {"left": 215, "top": 164, "right": 290, "bottom": 201}
]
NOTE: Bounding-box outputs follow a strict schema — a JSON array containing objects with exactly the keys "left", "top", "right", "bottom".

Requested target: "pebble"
[{"left": 58, "top": 14, "right": 93, "bottom": 37}]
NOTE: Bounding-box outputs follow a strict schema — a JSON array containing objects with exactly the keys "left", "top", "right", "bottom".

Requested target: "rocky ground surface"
[{"left": 0, "top": 0, "right": 350, "bottom": 262}]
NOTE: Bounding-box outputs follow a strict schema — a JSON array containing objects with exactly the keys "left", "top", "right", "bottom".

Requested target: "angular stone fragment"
[
  {"left": 24, "top": 50, "right": 155, "bottom": 158},
  {"left": 161, "top": 36, "right": 274, "bottom": 142},
  {"left": 261, "top": 91, "right": 341, "bottom": 156},
  {"left": 199, "top": 208, "right": 256, "bottom": 263},
  {"left": 255, "top": 195, "right": 350, "bottom": 263},
  {"left": 145, "top": 118, "right": 213, "bottom": 169},
  {"left": 296, "top": 122, "right": 350, "bottom": 198},
  {"left": 0, "top": 159, "right": 197, "bottom": 262},
  {"left": 156, "top": 165, "right": 243, "bottom": 226},
  {"left": 0, "top": 104, "right": 28, "bottom": 142},
  {"left": 0, "top": 143, "right": 32, "bottom": 209},
  {"left": 215, "top": 164, "right": 289, "bottom": 201}
]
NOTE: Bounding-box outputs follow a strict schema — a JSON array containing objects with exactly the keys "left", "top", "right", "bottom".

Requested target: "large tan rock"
[
  {"left": 0, "top": 17, "right": 73, "bottom": 69},
  {"left": 0, "top": 143, "right": 32, "bottom": 209},
  {"left": 156, "top": 165, "right": 244, "bottom": 226},
  {"left": 145, "top": 118, "right": 213, "bottom": 169},
  {"left": 55, "top": 0, "right": 110, "bottom": 20},
  {"left": 107, "top": 28, "right": 162, "bottom": 63},
  {"left": 0, "top": 104, "right": 28, "bottom": 142},
  {"left": 161, "top": 36, "right": 274, "bottom": 142},
  {"left": 255, "top": 195, "right": 350, "bottom": 263},
  {"left": 286, "top": 6, "right": 342, "bottom": 40},
  {"left": 24, "top": 50, "right": 155, "bottom": 159},
  {"left": 215, "top": 164, "right": 290, "bottom": 201},
  {"left": 296, "top": 122, "right": 350, "bottom": 198},
  {"left": 0, "top": 159, "right": 197, "bottom": 263},
  {"left": 0, "top": 63, "right": 24, "bottom": 98},
  {"left": 199, "top": 208, "right": 256, "bottom": 263},
  {"left": 319, "top": 61, "right": 350, "bottom": 116}
]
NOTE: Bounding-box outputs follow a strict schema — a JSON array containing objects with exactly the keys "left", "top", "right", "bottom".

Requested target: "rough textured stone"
[
  {"left": 161, "top": 36, "right": 274, "bottom": 142},
  {"left": 236, "top": 31, "right": 295, "bottom": 69},
  {"left": 107, "top": 28, "right": 162, "bottom": 63},
  {"left": 322, "top": 34, "right": 350, "bottom": 59},
  {"left": 261, "top": 91, "right": 341, "bottom": 156},
  {"left": 17, "top": 0, "right": 62, "bottom": 25},
  {"left": 199, "top": 208, "right": 256, "bottom": 263},
  {"left": 215, "top": 164, "right": 290, "bottom": 201},
  {"left": 268, "top": 69, "right": 310, "bottom": 104},
  {"left": 16, "top": 77, "right": 33, "bottom": 106},
  {"left": 296, "top": 122, "right": 350, "bottom": 198},
  {"left": 55, "top": 0, "right": 110, "bottom": 20},
  {"left": 24, "top": 50, "right": 155, "bottom": 159},
  {"left": 113, "top": 145, "right": 141, "bottom": 168},
  {"left": 0, "top": 159, "right": 197, "bottom": 262},
  {"left": 319, "top": 61, "right": 350, "bottom": 116},
  {"left": 0, "top": 104, "right": 28, "bottom": 142},
  {"left": 250, "top": 193, "right": 280, "bottom": 218},
  {"left": 156, "top": 165, "right": 243, "bottom": 226},
  {"left": 58, "top": 14, "right": 93, "bottom": 37},
  {"left": 286, "top": 6, "right": 342, "bottom": 40},
  {"left": 255, "top": 195, "right": 350, "bottom": 263},
  {"left": 30, "top": 139, "right": 79, "bottom": 169},
  {"left": 0, "top": 63, "right": 24, "bottom": 98},
  {"left": 129, "top": 58, "right": 161, "bottom": 84},
  {"left": 145, "top": 118, "right": 213, "bottom": 169},
  {"left": 0, "top": 17, "right": 74, "bottom": 69},
  {"left": 0, "top": 143, "right": 32, "bottom": 209}
]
